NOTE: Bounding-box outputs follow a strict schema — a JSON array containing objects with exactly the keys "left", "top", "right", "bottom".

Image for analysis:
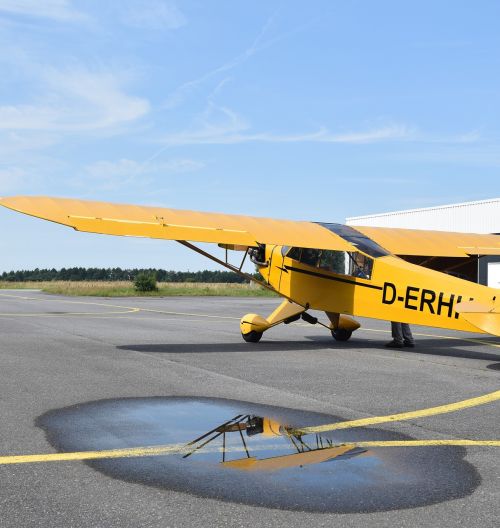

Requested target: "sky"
[{"left": 0, "top": 0, "right": 499, "bottom": 272}]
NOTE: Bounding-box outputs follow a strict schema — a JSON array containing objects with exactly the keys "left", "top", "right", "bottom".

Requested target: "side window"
[
  {"left": 347, "top": 252, "right": 373, "bottom": 279},
  {"left": 286, "top": 247, "right": 373, "bottom": 279},
  {"left": 286, "top": 247, "right": 302, "bottom": 261},
  {"left": 318, "top": 250, "right": 345, "bottom": 274},
  {"left": 300, "top": 249, "right": 320, "bottom": 266}
]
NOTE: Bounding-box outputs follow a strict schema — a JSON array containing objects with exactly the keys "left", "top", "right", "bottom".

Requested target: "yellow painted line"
[
  {"left": 0, "top": 309, "right": 140, "bottom": 317},
  {"left": 135, "top": 307, "right": 239, "bottom": 320},
  {"left": 1, "top": 438, "right": 499, "bottom": 465},
  {"left": 0, "top": 292, "right": 238, "bottom": 320},
  {"left": 293, "top": 389, "right": 500, "bottom": 435},
  {"left": 64, "top": 316, "right": 231, "bottom": 322},
  {"left": 355, "top": 439, "right": 500, "bottom": 447},
  {"left": 0, "top": 444, "right": 186, "bottom": 465},
  {"left": 0, "top": 292, "right": 140, "bottom": 311}
]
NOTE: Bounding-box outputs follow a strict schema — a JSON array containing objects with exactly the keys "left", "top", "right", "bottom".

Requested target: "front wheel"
[
  {"left": 242, "top": 330, "right": 263, "bottom": 343},
  {"left": 331, "top": 328, "right": 352, "bottom": 341}
]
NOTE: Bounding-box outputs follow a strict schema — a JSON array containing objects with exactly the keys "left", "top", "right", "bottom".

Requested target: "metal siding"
[{"left": 347, "top": 199, "right": 500, "bottom": 234}]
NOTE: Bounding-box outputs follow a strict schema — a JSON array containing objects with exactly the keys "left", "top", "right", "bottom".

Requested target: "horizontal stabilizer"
[{"left": 455, "top": 301, "right": 500, "bottom": 336}]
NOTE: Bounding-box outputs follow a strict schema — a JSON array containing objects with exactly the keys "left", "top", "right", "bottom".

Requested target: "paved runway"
[{"left": 0, "top": 290, "right": 499, "bottom": 527}]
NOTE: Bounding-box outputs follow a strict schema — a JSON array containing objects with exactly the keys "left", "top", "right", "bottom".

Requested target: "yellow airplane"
[
  {"left": 181, "top": 413, "right": 365, "bottom": 471},
  {"left": 1, "top": 196, "right": 499, "bottom": 342}
]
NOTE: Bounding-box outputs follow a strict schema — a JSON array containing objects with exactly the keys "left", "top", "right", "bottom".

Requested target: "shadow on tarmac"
[{"left": 117, "top": 336, "right": 500, "bottom": 363}]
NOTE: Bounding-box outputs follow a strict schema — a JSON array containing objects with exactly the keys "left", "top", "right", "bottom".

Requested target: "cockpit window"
[
  {"left": 347, "top": 251, "right": 373, "bottom": 278},
  {"left": 300, "top": 248, "right": 320, "bottom": 266},
  {"left": 285, "top": 247, "right": 373, "bottom": 279},
  {"left": 316, "top": 223, "right": 390, "bottom": 258},
  {"left": 318, "top": 250, "right": 345, "bottom": 274},
  {"left": 286, "top": 247, "right": 302, "bottom": 261}
]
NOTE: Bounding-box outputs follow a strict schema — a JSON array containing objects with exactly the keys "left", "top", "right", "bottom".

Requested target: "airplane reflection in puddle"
[
  {"left": 181, "top": 414, "right": 368, "bottom": 471},
  {"left": 37, "top": 398, "right": 480, "bottom": 512}
]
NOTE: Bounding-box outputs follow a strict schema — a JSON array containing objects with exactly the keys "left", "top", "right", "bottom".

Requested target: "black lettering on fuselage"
[
  {"left": 404, "top": 286, "right": 420, "bottom": 310},
  {"left": 380, "top": 282, "right": 460, "bottom": 319},
  {"left": 437, "top": 293, "right": 455, "bottom": 318},
  {"left": 420, "top": 289, "right": 436, "bottom": 314},
  {"left": 454, "top": 295, "right": 463, "bottom": 319},
  {"left": 382, "top": 282, "right": 397, "bottom": 304}
]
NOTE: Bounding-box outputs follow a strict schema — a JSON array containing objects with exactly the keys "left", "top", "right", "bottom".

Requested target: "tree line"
[{"left": 0, "top": 268, "right": 250, "bottom": 283}]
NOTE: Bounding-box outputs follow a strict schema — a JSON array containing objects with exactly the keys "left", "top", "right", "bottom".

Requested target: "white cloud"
[
  {"left": 161, "top": 124, "right": 413, "bottom": 146},
  {"left": 120, "top": 0, "right": 186, "bottom": 30},
  {"left": 158, "top": 101, "right": 485, "bottom": 148},
  {"left": 159, "top": 103, "right": 413, "bottom": 146},
  {"left": 0, "top": 0, "right": 86, "bottom": 22},
  {"left": 0, "top": 68, "right": 150, "bottom": 133}
]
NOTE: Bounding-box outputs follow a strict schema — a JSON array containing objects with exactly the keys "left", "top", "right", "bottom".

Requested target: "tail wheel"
[
  {"left": 331, "top": 328, "right": 352, "bottom": 341},
  {"left": 242, "top": 330, "right": 263, "bottom": 343}
]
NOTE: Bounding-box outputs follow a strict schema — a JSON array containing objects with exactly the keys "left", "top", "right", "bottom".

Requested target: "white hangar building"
[{"left": 346, "top": 198, "right": 500, "bottom": 288}]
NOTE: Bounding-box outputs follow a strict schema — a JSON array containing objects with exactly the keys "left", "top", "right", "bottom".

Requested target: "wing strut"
[{"left": 176, "top": 240, "right": 303, "bottom": 306}]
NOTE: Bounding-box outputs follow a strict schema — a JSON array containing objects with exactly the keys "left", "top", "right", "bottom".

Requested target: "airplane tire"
[
  {"left": 242, "top": 330, "right": 263, "bottom": 343},
  {"left": 331, "top": 328, "right": 352, "bottom": 341}
]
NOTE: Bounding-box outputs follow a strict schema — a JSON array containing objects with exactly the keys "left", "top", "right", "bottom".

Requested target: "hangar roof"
[{"left": 347, "top": 198, "right": 500, "bottom": 234}]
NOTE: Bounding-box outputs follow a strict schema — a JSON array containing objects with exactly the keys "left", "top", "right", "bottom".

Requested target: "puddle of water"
[{"left": 36, "top": 397, "right": 480, "bottom": 513}]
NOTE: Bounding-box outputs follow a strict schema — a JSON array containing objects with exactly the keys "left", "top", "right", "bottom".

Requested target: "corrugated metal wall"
[{"left": 346, "top": 198, "right": 500, "bottom": 234}]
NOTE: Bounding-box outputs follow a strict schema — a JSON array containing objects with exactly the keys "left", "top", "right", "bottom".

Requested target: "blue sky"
[{"left": 0, "top": 0, "right": 499, "bottom": 271}]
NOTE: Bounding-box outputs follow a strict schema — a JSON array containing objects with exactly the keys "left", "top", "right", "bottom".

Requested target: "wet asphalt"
[{"left": 0, "top": 290, "right": 499, "bottom": 527}]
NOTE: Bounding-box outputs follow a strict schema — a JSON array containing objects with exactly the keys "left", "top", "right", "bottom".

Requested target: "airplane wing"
[
  {"left": 354, "top": 226, "right": 500, "bottom": 257},
  {"left": 0, "top": 196, "right": 356, "bottom": 252}
]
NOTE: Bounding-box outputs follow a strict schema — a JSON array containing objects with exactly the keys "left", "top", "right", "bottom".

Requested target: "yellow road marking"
[
  {"left": 293, "top": 389, "right": 500, "bottom": 435},
  {"left": 134, "top": 307, "right": 239, "bottom": 320},
  {"left": 0, "top": 309, "right": 139, "bottom": 317},
  {"left": 0, "top": 293, "right": 136, "bottom": 310},
  {"left": 355, "top": 440, "right": 500, "bottom": 447},
  {"left": 0, "top": 292, "right": 238, "bottom": 320},
  {"left": 0, "top": 444, "right": 185, "bottom": 465},
  {"left": 0, "top": 438, "right": 499, "bottom": 465}
]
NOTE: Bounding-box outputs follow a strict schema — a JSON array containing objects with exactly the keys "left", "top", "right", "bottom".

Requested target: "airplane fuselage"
[{"left": 259, "top": 245, "right": 496, "bottom": 334}]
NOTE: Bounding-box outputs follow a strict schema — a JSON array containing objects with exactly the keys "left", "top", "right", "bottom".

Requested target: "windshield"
[{"left": 316, "top": 223, "right": 390, "bottom": 258}]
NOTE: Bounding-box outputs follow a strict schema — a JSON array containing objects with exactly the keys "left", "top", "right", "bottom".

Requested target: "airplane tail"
[{"left": 455, "top": 300, "right": 500, "bottom": 336}]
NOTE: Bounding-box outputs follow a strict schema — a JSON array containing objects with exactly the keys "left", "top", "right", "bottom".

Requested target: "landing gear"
[
  {"left": 331, "top": 328, "right": 352, "bottom": 341},
  {"left": 240, "top": 300, "right": 305, "bottom": 343},
  {"left": 239, "top": 303, "right": 360, "bottom": 343},
  {"left": 242, "top": 330, "right": 263, "bottom": 343}
]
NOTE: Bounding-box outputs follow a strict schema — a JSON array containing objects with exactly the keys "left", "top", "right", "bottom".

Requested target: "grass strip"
[{"left": 0, "top": 281, "right": 278, "bottom": 297}]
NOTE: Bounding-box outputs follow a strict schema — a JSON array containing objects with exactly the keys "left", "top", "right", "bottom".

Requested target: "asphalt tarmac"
[{"left": 0, "top": 290, "right": 499, "bottom": 527}]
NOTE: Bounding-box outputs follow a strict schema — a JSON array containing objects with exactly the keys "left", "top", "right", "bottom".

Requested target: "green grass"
[{"left": 0, "top": 280, "right": 278, "bottom": 297}]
